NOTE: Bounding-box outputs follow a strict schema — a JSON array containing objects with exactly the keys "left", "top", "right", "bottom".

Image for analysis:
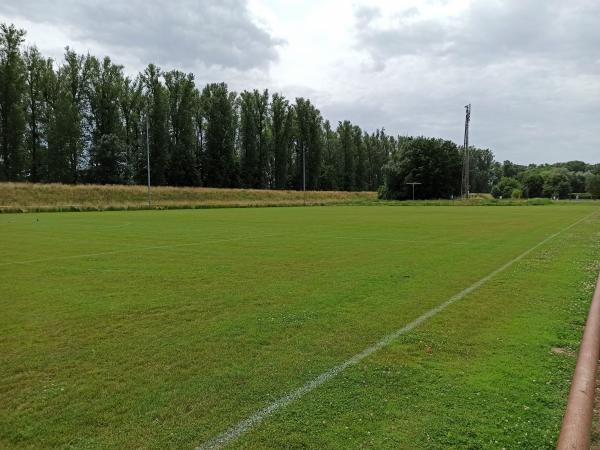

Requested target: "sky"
[{"left": 1, "top": 0, "right": 598, "bottom": 164}]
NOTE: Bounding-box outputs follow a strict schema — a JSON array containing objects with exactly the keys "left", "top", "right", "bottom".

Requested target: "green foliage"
[
  {"left": 142, "top": 64, "right": 169, "bottom": 185},
  {"left": 379, "top": 136, "right": 461, "bottom": 200},
  {"left": 23, "top": 46, "right": 51, "bottom": 182},
  {"left": 542, "top": 169, "right": 572, "bottom": 199},
  {"left": 469, "top": 147, "right": 495, "bottom": 192},
  {"left": 586, "top": 174, "right": 600, "bottom": 198},
  {"left": 88, "top": 133, "right": 128, "bottom": 184},
  {"left": 292, "top": 98, "right": 322, "bottom": 190},
  {"left": 1, "top": 21, "right": 598, "bottom": 197},
  {"left": 240, "top": 89, "right": 270, "bottom": 188},
  {"left": 337, "top": 120, "right": 355, "bottom": 190},
  {"left": 502, "top": 160, "right": 526, "bottom": 178},
  {"left": 491, "top": 177, "right": 522, "bottom": 199},
  {"left": 521, "top": 171, "right": 544, "bottom": 197},
  {"left": 0, "top": 23, "right": 26, "bottom": 180},
  {"left": 201, "top": 82, "right": 237, "bottom": 187},
  {"left": 164, "top": 70, "right": 200, "bottom": 186},
  {"left": 271, "top": 93, "right": 293, "bottom": 189}
]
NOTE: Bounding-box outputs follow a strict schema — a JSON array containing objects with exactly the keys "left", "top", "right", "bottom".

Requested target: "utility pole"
[
  {"left": 406, "top": 182, "right": 422, "bottom": 201},
  {"left": 461, "top": 104, "right": 471, "bottom": 199},
  {"left": 146, "top": 116, "right": 152, "bottom": 208},
  {"left": 303, "top": 144, "right": 306, "bottom": 205}
]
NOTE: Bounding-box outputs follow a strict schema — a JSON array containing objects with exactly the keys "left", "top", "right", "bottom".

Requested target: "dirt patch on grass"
[{"left": 551, "top": 347, "right": 575, "bottom": 357}]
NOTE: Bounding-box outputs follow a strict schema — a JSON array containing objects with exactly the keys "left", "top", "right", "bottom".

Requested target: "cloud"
[
  {"left": 355, "top": 0, "right": 600, "bottom": 73},
  {"left": 348, "top": 0, "right": 600, "bottom": 163},
  {"left": 1, "top": 0, "right": 598, "bottom": 163},
  {"left": 0, "top": 0, "right": 282, "bottom": 70}
]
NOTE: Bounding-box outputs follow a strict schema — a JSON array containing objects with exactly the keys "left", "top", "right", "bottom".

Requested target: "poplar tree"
[
  {"left": 23, "top": 46, "right": 50, "bottom": 181},
  {"left": 164, "top": 70, "right": 199, "bottom": 186},
  {"left": 120, "top": 76, "right": 144, "bottom": 183},
  {"left": 337, "top": 120, "right": 355, "bottom": 191},
  {"left": 86, "top": 56, "right": 127, "bottom": 184},
  {"left": 240, "top": 89, "right": 270, "bottom": 188},
  {"left": 292, "top": 98, "right": 322, "bottom": 190},
  {"left": 0, "top": 24, "right": 26, "bottom": 180},
  {"left": 142, "top": 64, "right": 169, "bottom": 185},
  {"left": 46, "top": 48, "right": 88, "bottom": 183},
  {"left": 270, "top": 93, "right": 292, "bottom": 189},
  {"left": 201, "top": 83, "right": 237, "bottom": 187}
]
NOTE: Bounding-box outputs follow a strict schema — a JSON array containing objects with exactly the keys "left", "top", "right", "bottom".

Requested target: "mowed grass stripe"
[
  {"left": 239, "top": 211, "right": 600, "bottom": 449},
  {"left": 197, "top": 211, "right": 596, "bottom": 450},
  {"left": 1, "top": 205, "right": 598, "bottom": 449},
  {"left": 0, "top": 235, "right": 278, "bottom": 267}
]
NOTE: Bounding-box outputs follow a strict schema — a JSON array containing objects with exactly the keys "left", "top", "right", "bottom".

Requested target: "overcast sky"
[{"left": 1, "top": 0, "right": 598, "bottom": 164}]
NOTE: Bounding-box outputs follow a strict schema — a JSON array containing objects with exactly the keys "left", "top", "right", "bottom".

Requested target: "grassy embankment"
[
  {"left": 2, "top": 182, "right": 593, "bottom": 214},
  {"left": 0, "top": 182, "right": 377, "bottom": 212}
]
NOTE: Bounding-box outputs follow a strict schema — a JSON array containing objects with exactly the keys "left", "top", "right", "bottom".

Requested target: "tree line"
[
  {"left": 378, "top": 138, "right": 600, "bottom": 200},
  {"left": 0, "top": 23, "right": 392, "bottom": 191},
  {"left": 1, "top": 23, "right": 598, "bottom": 199},
  {"left": 490, "top": 160, "right": 600, "bottom": 200}
]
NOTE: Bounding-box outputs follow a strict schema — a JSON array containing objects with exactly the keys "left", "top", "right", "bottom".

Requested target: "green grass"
[
  {"left": 0, "top": 182, "right": 376, "bottom": 213},
  {"left": 1, "top": 204, "right": 599, "bottom": 449}
]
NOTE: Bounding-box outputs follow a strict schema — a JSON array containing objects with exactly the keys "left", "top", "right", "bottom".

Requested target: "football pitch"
[{"left": 1, "top": 204, "right": 599, "bottom": 449}]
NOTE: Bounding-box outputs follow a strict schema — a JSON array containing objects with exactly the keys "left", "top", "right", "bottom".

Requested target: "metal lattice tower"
[{"left": 461, "top": 104, "right": 471, "bottom": 199}]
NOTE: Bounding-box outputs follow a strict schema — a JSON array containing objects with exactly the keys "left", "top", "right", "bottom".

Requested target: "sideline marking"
[
  {"left": 0, "top": 235, "right": 276, "bottom": 267},
  {"left": 196, "top": 212, "right": 597, "bottom": 450}
]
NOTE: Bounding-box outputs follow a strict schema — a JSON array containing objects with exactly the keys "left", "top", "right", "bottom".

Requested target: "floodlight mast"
[
  {"left": 461, "top": 104, "right": 471, "bottom": 199},
  {"left": 406, "top": 182, "right": 422, "bottom": 201}
]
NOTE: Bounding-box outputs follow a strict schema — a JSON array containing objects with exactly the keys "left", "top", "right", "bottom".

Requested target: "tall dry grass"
[{"left": 0, "top": 183, "right": 377, "bottom": 213}]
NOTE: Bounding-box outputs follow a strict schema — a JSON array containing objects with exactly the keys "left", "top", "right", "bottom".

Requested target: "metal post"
[
  {"left": 303, "top": 145, "right": 306, "bottom": 205},
  {"left": 461, "top": 104, "right": 471, "bottom": 199},
  {"left": 146, "top": 116, "right": 152, "bottom": 208},
  {"left": 406, "top": 182, "right": 422, "bottom": 201}
]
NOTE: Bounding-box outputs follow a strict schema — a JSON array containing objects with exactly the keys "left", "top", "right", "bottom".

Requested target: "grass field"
[
  {"left": 1, "top": 204, "right": 599, "bottom": 449},
  {"left": 0, "top": 183, "right": 376, "bottom": 212}
]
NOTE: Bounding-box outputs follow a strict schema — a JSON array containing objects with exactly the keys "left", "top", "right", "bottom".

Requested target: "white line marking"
[
  {"left": 196, "top": 212, "right": 597, "bottom": 450},
  {"left": 0, "top": 235, "right": 275, "bottom": 267}
]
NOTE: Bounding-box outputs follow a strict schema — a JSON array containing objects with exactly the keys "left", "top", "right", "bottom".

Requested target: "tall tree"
[
  {"left": 293, "top": 98, "right": 322, "bottom": 190},
  {"left": 120, "top": 76, "right": 144, "bottom": 184},
  {"left": 201, "top": 82, "right": 237, "bottom": 187},
  {"left": 239, "top": 90, "right": 258, "bottom": 188},
  {"left": 164, "top": 70, "right": 199, "bottom": 186},
  {"left": 353, "top": 125, "right": 366, "bottom": 191},
  {"left": 337, "top": 120, "right": 355, "bottom": 191},
  {"left": 46, "top": 47, "right": 89, "bottom": 183},
  {"left": 271, "top": 93, "right": 292, "bottom": 189},
  {"left": 86, "top": 56, "right": 127, "bottom": 184},
  {"left": 319, "top": 119, "right": 340, "bottom": 190},
  {"left": 380, "top": 137, "right": 462, "bottom": 200},
  {"left": 142, "top": 64, "right": 169, "bottom": 185},
  {"left": 240, "top": 89, "right": 270, "bottom": 188},
  {"left": 23, "top": 46, "right": 50, "bottom": 182},
  {"left": 0, "top": 24, "right": 26, "bottom": 180},
  {"left": 469, "top": 147, "right": 495, "bottom": 193}
]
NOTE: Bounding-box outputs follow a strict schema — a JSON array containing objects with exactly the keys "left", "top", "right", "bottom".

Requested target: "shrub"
[{"left": 491, "top": 177, "right": 522, "bottom": 199}]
